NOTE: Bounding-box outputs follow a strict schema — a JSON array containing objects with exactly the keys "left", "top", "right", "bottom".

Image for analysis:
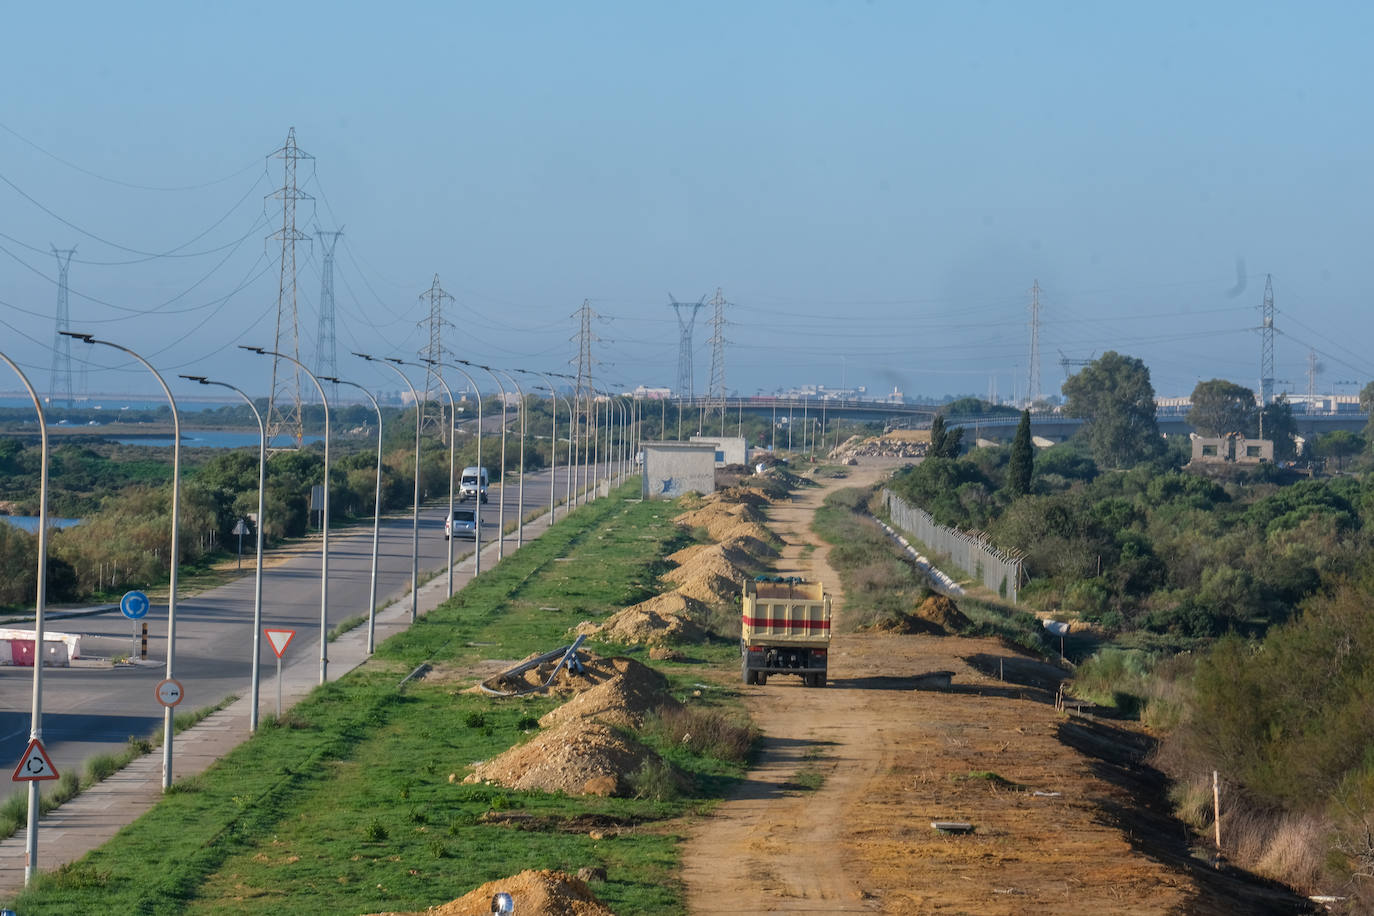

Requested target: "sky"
[{"left": 1, "top": 1, "right": 1371, "bottom": 407}]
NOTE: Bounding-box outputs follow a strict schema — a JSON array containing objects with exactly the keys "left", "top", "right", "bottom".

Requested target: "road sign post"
[
  {"left": 232, "top": 518, "right": 249, "bottom": 570},
  {"left": 264, "top": 628, "right": 296, "bottom": 719},
  {"left": 121, "top": 590, "right": 150, "bottom": 664}
]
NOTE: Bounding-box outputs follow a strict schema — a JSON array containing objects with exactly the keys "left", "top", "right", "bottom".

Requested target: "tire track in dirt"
[
  {"left": 681, "top": 461, "right": 1314, "bottom": 915},
  {"left": 683, "top": 466, "right": 890, "bottom": 913}
]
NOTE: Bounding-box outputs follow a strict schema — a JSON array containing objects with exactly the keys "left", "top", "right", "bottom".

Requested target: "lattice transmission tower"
[
  {"left": 1259, "top": 274, "right": 1275, "bottom": 406},
  {"left": 669, "top": 294, "right": 705, "bottom": 399},
  {"left": 48, "top": 246, "right": 76, "bottom": 407},
  {"left": 416, "top": 274, "right": 455, "bottom": 438},
  {"left": 1027, "top": 279, "right": 1042, "bottom": 405},
  {"left": 314, "top": 228, "right": 343, "bottom": 400},
  {"left": 266, "top": 128, "right": 314, "bottom": 448},
  {"left": 706, "top": 287, "right": 728, "bottom": 435}
]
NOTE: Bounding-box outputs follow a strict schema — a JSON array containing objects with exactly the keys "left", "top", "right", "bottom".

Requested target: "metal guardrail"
[{"left": 884, "top": 490, "right": 1023, "bottom": 603}]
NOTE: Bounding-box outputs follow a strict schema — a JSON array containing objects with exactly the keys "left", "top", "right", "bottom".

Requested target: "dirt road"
[{"left": 681, "top": 462, "right": 1312, "bottom": 915}]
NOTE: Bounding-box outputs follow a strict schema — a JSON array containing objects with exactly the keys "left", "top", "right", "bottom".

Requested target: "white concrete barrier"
[{"left": 0, "top": 628, "right": 80, "bottom": 664}]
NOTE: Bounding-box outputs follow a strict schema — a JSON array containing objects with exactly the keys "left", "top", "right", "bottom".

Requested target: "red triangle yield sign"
[
  {"left": 12, "top": 737, "right": 59, "bottom": 782},
  {"left": 264, "top": 628, "right": 296, "bottom": 659}
]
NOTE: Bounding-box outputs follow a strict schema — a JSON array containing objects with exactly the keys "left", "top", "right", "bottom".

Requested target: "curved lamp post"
[
  {"left": 521, "top": 369, "right": 568, "bottom": 524},
  {"left": 1, "top": 351, "right": 49, "bottom": 886},
  {"left": 63, "top": 332, "right": 183, "bottom": 788},
  {"left": 179, "top": 375, "right": 267, "bottom": 731},
  {"left": 493, "top": 368, "right": 528, "bottom": 547},
  {"left": 416, "top": 360, "right": 458, "bottom": 596},
  {"left": 319, "top": 376, "right": 384, "bottom": 652},
  {"left": 240, "top": 345, "right": 331, "bottom": 684},
  {"left": 423, "top": 360, "right": 485, "bottom": 577},
  {"left": 354, "top": 353, "right": 423, "bottom": 621},
  {"left": 457, "top": 359, "right": 509, "bottom": 561}
]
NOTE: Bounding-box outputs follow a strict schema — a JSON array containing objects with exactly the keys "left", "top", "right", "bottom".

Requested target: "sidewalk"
[{"left": 0, "top": 492, "right": 587, "bottom": 898}]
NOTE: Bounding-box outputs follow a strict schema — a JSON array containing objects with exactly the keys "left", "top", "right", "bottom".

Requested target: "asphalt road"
[{"left": 0, "top": 461, "right": 617, "bottom": 800}]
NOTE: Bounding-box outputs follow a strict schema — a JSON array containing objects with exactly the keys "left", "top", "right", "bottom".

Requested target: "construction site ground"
[{"left": 681, "top": 459, "right": 1313, "bottom": 915}]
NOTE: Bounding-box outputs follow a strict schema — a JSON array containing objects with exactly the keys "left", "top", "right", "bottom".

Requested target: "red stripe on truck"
[{"left": 741, "top": 616, "right": 831, "bottom": 631}]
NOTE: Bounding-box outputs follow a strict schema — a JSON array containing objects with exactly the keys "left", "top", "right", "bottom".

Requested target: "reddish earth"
[{"left": 681, "top": 462, "right": 1312, "bottom": 915}]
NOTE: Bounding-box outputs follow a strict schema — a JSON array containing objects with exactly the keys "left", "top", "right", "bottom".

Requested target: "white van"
[{"left": 459, "top": 466, "right": 489, "bottom": 503}]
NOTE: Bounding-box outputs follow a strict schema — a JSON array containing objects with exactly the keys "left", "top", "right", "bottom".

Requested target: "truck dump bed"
[{"left": 742, "top": 579, "right": 831, "bottom": 646}]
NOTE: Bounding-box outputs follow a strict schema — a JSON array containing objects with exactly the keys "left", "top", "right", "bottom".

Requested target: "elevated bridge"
[{"left": 673, "top": 397, "right": 1368, "bottom": 444}]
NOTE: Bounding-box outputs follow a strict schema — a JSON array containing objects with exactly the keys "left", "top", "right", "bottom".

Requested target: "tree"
[
  {"left": 1317, "top": 430, "right": 1364, "bottom": 472},
  {"left": 1061, "top": 351, "right": 1163, "bottom": 469},
  {"left": 1188, "top": 379, "right": 1258, "bottom": 436},
  {"left": 1007, "top": 409, "right": 1033, "bottom": 496},
  {"left": 1259, "top": 396, "right": 1298, "bottom": 462},
  {"left": 928, "top": 414, "right": 963, "bottom": 459}
]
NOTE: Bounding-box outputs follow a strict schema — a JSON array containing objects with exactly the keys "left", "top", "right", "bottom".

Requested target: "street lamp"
[
  {"left": 520, "top": 369, "right": 568, "bottom": 524},
  {"left": 1, "top": 351, "right": 49, "bottom": 886},
  {"left": 319, "top": 376, "right": 384, "bottom": 652},
  {"left": 423, "top": 360, "right": 485, "bottom": 576},
  {"left": 416, "top": 360, "right": 458, "bottom": 596},
  {"left": 354, "top": 353, "right": 423, "bottom": 621},
  {"left": 457, "top": 359, "right": 509, "bottom": 561},
  {"left": 179, "top": 375, "right": 267, "bottom": 731},
  {"left": 63, "top": 332, "right": 183, "bottom": 789},
  {"left": 493, "top": 368, "right": 528, "bottom": 547},
  {"left": 240, "top": 346, "right": 331, "bottom": 685}
]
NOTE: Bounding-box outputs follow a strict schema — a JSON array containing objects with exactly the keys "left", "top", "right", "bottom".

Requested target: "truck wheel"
[
  {"left": 813, "top": 673, "right": 827, "bottom": 688},
  {"left": 742, "top": 657, "right": 753, "bottom": 685},
  {"left": 757, "top": 672, "right": 767, "bottom": 686}
]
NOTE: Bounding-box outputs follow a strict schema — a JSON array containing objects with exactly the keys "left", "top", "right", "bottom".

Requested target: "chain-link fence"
[{"left": 883, "top": 489, "right": 1022, "bottom": 603}]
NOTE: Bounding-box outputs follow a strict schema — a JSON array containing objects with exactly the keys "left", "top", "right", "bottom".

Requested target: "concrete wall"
[
  {"left": 688, "top": 435, "right": 748, "bottom": 466},
  {"left": 1191, "top": 435, "right": 1274, "bottom": 464},
  {"left": 641, "top": 442, "right": 717, "bottom": 499}
]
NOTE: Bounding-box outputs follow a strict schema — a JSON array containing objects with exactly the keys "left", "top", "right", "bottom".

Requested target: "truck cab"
[{"left": 459, "top": 466, "right": 489, "bottom": 503}]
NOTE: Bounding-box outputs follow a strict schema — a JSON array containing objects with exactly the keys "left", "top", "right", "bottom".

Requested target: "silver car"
[{"left": 445, "top": 507, "right": 478, "bottom": 540}]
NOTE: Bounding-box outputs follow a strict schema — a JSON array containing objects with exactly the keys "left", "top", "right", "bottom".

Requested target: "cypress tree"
[{"left": 1008, "top": 409, "right": 1033, "bottom": 495}]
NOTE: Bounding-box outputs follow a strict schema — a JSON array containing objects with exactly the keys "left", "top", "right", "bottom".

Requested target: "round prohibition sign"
[{"left": 155, "top": 678, "right": 185, "bottom": 708}]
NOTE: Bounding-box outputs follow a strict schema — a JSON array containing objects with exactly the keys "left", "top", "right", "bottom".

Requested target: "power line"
[{"left": 0, "top": 119, "right": 262, "bottom": 192}]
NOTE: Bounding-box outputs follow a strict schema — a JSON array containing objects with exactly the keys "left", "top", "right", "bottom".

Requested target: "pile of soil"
[
  {"left": 577, "top": 592, "right": 709, "bottom": 645},
  {"left": 872, "top": 594, "right": 971, "bottom": 636},
  {"left": 714, "top": 485, "right": 774, "bottom": 506},
  {"left": 675, "top": 502, "right": 768, "bottom": 540},
  {"left": 539, "top": 658, "right": 680, "bottom": 730},
  {"left": 915, "top": 593, "right": 971, "bottom": 631},
  {"left": 481, "top": 650, "right": 646, "bottom": 696},
  {"left": 465, "top": 720, "right": 665, "bottom": 797},
  {"left": 663, "top": 547, "right": 750, "bottom": 604},
  {"left": 367, "top": 869, "right": 613, "bottom": 916}
]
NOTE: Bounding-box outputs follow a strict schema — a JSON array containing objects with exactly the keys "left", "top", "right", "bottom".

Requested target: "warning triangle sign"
[
  {"left": 264, "top": 628, "right": 296, "bottom": 659},
  {"left": 12, "top": 738, "right": 59, "bottom": 782}
]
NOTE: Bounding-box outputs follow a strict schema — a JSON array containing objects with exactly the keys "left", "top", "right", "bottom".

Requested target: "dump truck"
[{"left": 741, "top": 576, "right": 831, "bottom": 687}]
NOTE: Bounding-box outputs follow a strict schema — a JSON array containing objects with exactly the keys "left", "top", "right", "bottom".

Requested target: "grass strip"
[{"left": 8, "top": 485, "right": 748, "bottom": 915}]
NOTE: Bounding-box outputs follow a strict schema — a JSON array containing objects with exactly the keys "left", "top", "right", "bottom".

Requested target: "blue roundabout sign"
[{"left": 120, "top": 590, "right": 150, "bottom": 620}]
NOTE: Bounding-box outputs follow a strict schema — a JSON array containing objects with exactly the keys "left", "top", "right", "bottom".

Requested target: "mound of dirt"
[
  {"left": 465, "top": 720, "right": 665, "bottom": 797},
  {"left": 578, "top": 592, "right": 709, "bottom": 645},
  {"left": 539, "top": 659, "right": 680, "bottom": 730},
  {"left": 872, "top": 594, "right": 972, "bottom": 636},
  {"left": 663, "top": 548, "right": 750, "bottom": 604},
  {"left": 367, "top": 868, "right": 613, "bottom": 916},
  {"left": 675, "top": 502, "right": 768, "bottom": 540},
  {"left": 668, "top": 542, "right": 715, "bottom": 566},
  {"left": 714, "top": 521, "right": 780, "bottom": 560},
  {"left": 481, "top": 650, "right": 655, "bottom": 696},
  {"left": 916, "top": 593, "right": 970, "bottom": 630},
  {"left": 714, "top": 485, "right": 774, "bottom": 506}
]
